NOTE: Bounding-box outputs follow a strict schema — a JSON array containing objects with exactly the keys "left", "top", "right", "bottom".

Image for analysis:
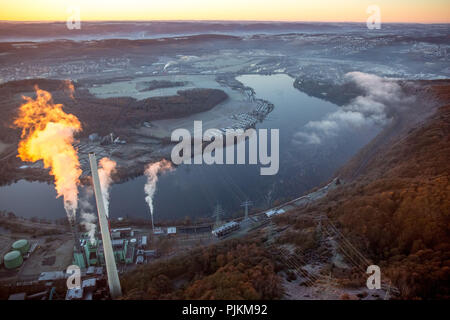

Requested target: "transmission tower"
[
  {"left": 212, "top": 204, "right": 225, "bottom": 228},
  {"left": 241, "top": 200, "right": 253, "bottom": 221}
]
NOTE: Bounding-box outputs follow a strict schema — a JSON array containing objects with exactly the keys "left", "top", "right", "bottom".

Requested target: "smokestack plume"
[
  {"left": 98, "top": 157, "right": 117, "bottom": 218},
  {"left": 144, "top": 159, "right": 173, "bottom": 231},
  {"left": 89, "top": 153, "right": 122, "bottom": 299},
  {"left": 79, "top": 187, "right": 97, "bottom": 244},
  {"left": 14, "top": 87, "right": 82, "bottom": 224},
  {"left": 79, "top": 157, "right": 115, "bottom": 244}
]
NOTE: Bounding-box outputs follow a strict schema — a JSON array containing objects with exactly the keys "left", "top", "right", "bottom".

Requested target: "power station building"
[
  {"left": 73, "top": 234, "right": 136, "bottom": 269},
  {"left": 212, "top": 221, "right": 240, "bottom": 237}
]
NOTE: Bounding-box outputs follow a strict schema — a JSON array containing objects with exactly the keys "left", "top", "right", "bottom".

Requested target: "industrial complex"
[
  {"left": 0, "top": 175, "right": 340, "bottom": 300},
  {"left": 0, "top": 153, "right": 340, "bottom": 301}
]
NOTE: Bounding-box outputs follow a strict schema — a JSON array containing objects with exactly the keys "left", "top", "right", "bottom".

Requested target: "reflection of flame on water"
[
  {"left": 144, "top": 159, "right": 173, "bottom": 230},
  {"left": 14, "top": 86, "right": 82, "bottom": 223}
]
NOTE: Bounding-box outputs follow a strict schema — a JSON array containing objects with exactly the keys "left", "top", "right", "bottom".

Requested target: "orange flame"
[{"left": 14, "top": 86, "right": 82, "bottom": 222}]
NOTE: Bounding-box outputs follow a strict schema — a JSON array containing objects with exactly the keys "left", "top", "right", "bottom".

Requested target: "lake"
[{"left": 0, "top": 74, "right": 379, "bottom": 223}]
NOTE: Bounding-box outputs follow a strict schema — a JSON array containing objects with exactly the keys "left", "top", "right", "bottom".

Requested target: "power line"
[
  {"left": 324, "top": 220, "right": 372, "bottom": 266},
  {"left": 267, "top": 244, "right": 318, "bottom": 287}
]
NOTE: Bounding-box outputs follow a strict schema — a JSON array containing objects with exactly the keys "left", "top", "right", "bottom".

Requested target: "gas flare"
[
  {"left": 144, "top": 159, "right": 173, "bottom": 230},
  {"left": 98, "top": 157, "right": 117, "bottom": 218},
  {"left": 14, "top": 86, "right": 82, "bottom": 223}
]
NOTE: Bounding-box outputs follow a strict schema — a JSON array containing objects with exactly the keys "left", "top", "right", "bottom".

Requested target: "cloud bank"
[{"left": 293, "top": 72, "right": 413, "bottom": 145}]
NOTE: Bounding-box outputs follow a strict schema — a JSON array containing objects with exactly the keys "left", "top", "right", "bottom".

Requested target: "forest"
[{"left": 120, "top": 238, "right": 283, "bottom": 300}]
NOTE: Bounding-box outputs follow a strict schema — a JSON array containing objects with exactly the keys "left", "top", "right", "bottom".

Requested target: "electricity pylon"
[
  {"left": 241, "top": 200, "right": 253, "bottom": 221},
  {"left": 212, "top": 203, "right": 224, "bottom": 228}
]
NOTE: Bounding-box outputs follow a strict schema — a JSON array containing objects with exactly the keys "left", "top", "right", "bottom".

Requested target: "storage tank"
[
  {"left": 12, "top": 239, "right": 30, "bottom": 255},
  {"left": 3, "top": 251, "right": 23, "bottom": 269}
]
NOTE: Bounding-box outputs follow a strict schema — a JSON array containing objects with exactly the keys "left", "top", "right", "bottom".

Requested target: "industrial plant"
[
  {"left": 0, "top": 153, "right": 175, "bottom": 300},
  {"left": 0, "top": 165, "right": 342, "bottom": 300}
]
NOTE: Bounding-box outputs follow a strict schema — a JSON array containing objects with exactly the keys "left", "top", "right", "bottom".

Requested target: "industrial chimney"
[{"left": 88, "top": 153, "right": 122, "bottom": 299}]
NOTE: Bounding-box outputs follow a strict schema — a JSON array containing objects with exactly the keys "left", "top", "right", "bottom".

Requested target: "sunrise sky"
[{"left": 1, "top": 0, "right": 449, "bottom": 23}]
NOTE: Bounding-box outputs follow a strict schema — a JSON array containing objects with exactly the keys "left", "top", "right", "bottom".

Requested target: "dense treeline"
[
  {"left": 137, "top": 80, "right": 187, "bottom": 91},
  {"left": 133, "top": 88, "right": 228, "bottom": 121},
  {"left": 293, "top": 77, "right": 363, "bottom": 106},
  {"left": 332, "top": 101, "right": 450, "bottom": 299},
  {"left": 120, "top": 238, "right": 282, "bottom": 300}
]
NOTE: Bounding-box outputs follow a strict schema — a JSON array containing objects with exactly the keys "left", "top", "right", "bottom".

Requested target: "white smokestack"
[
  {"left": 88, "top": 153, "right": 122, "bottom": 299},
  {"left": 144, "top": 159, "right": 173, "bottom": 231}
]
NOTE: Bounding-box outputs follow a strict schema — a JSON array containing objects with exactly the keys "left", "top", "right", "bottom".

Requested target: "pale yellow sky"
[{"left": 1, "top": 0, "right": 449, "bottom": 23}]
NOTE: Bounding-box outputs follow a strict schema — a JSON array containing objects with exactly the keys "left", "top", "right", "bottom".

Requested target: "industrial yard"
[{"left": 0, "top": 217, "right": 217, "bottom": 299}]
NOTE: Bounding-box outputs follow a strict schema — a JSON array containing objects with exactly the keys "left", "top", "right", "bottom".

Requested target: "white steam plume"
[
  {"left": 78, "top": 158, "right": 115, "bottom": 244},
  {"left": 98, "top": 157, "right": 117, "bottom": 218},
  {"left": 293, "top": 72, "right": 414, "bottom": 145},
  {"left": 79, "top": 187, "right": 97, "bottom": 244},
  {"left": 144, "top": 159, "right": 173, "bottom": 231}
]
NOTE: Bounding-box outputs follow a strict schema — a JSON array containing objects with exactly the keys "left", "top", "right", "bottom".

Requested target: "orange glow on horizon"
[{"left": 1, "top": 0, "right": 449, "bottom": 23}]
